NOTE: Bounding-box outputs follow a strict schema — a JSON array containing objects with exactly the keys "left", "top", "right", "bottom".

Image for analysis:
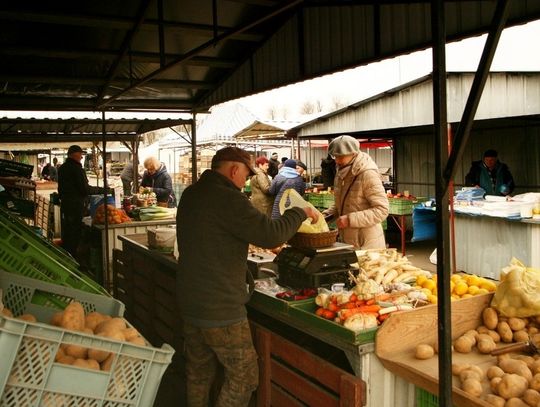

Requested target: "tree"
[
  {"left": 300, "top": 100, "right": 315, "bottom": 115},
  {"left": 330, "top": 96, "right": 347, "bottom": 111}
]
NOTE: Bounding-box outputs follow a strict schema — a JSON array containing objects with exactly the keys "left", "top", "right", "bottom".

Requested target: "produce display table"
[
  {"left": 376, "top": 293, "right": 494, "bottom": 407},
  {"left": 114, "top": 234, "right": 417, "bottom": 407},
  {"left": 454, "top": 213, "right": 540, "bottom": 279},
  {"left": 84, "top": 219, "right": 175, "bottom": 290}
]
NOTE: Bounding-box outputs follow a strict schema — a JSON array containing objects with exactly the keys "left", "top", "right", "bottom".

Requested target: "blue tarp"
[{"left": 411, "top": 206, "right": 437, "bottom": 242}]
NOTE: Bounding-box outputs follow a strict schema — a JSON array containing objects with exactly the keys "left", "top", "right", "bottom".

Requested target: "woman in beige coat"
[
  {"left": 323, "top": 135, "right": 389, "bottom": 249},
  {"left": 250, "top": 156, "right": 274, "bottom": 217}
]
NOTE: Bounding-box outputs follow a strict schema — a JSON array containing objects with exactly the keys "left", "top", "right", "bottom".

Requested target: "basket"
[
  {"left": 288, "top": 229, "right": 339, "bottom": 249},
  {"left": 0, "top": 270, "right": 174, "bottom": 407}
]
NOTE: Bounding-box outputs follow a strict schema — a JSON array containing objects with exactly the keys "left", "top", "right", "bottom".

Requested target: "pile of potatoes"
[
  {"left": 2, "top": 301, "right": 147, "bottom": 372},
  {"left": 450, "top": 306, "right": 540, "bottom": 405}
]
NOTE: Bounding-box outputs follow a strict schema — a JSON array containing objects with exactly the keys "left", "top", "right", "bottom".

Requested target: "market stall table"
[
  {"left": 113, "top": 233, "right": 417, "bottom": 407},
  {"left": 454, "top": 213, "right": 540, "bottom": 279}
]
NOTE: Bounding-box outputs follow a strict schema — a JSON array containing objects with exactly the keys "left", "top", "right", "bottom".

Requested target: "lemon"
[
  {"left": 480, "top": 280, "right": 497, "bottom": 292},
  {"left": 428, "top": 294, "right": 438, "bottom": 304},
  {"left": 477, "top": 288, "right": 489, "bottom": 295},
  {"left": 466, "top": 275, "right": 481, "bottom": 287},
  {"left": 416, "top": 275, "right": 428, "bottom": 287},
  {"left": 422, "top": 279, "right": 436, "bottom": 291},
  {"left": 461, "top": 293, "right": 473, "bottom": 299},
  {"left": 467, "top": 285, "right": 480, "bottom": 295},
  {"left": 451, "top": 274, "right": 462, "bottom": 283},
  {"left": 451, "top": 294, "right": 460, "bottom": 300},
  {"left": 432, "top": 274, "right": 438, "bottom": 282},
  {"left": 421, "top": 288, "right": 433, "bottom": 297},
  {"left": 450, "top": 281, "right": 456, "bottom": 294},
  {"left": 454, "top": 282, "right": 469, "bottom": 296}
]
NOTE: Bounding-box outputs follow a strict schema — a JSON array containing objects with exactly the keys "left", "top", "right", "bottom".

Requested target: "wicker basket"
[{"left": 288, "top": 229, "right": 339, "bottom": 249}]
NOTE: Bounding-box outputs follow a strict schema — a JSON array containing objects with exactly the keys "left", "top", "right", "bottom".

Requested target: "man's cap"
[
  {"left": 271, "top": 152, "right": 278, "bottom": 157},
  {"left": 483, "top": 149, "right": 498, "bottom": 158},
  {"left": 283, "top": 159, "right": 297, "bottom": 169},
  {"left": 212, "top": 147, "right": 255, "bottom": 175},
  {"left": 67, "top": 145, "right": 84, "bottom": 155},
  {"left": 328, "top": 135, "right": 360, "bottom": 157},
  {"left": 297, "top": 161, "right": 307, "bottom": 171}
]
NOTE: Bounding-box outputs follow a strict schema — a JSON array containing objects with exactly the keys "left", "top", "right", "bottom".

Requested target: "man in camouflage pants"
[{"left": 176, "top": 147, "right": 319, "bottom": 406}]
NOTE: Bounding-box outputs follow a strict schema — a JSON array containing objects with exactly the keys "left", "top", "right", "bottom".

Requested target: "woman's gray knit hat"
[{"left": 328, "top": 135, "right": 359, "bottom": 156}]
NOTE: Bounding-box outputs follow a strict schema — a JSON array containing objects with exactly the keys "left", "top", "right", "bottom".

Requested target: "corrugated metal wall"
[{"left": 395, "top": 125, "right": 540, "bottom": 197}]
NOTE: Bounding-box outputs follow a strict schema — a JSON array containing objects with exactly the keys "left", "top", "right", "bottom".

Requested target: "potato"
[
  {"left": 85, "top": 359, "right": 101, "bottom": 370},
  {"left": 452, "top": 363, "right": 471, "bottom": 376},
  {"left": 530, "top": 359, "right": 540, "bottom": 374},
  {"left": 56, "top": 355, "right": 75, "bottom": 365},
  {"left": 454, "top": 336, "right": 474, "bottom": 353},
  {"left": 85, "top": 312, "right": 108, "bottom": 332},
  {"left": 513, "top": 330, "right": 530, "bottom": 343},
  {"left": 95, "top": 317, "right": 126, "bottom": 335},
  {"left": 491, "top": 376, "right": 503, "bottom": 394},
  {"left": 483, "top": 394, "right": 505, "bottom": 407},
  {"left": 514, "top": 355, "right": 535, "bottom": 370},
  {"left": 54, "top": 347, "right": 65, "bottom": 362},
  {"left": 461, "top": 378, "right": 483, "bottom": 397},
  {"left": 17, "top": 313, "right": 37, "bottom": 323},
  {"left": 122, "top": 327, "right": 140, "bottom": 341},
  {"left": 497, "top": 321, "right": 514, "bottom": 343},
  {"left": 100, "top": 330, "right": 125, "bottom": 342},
  {"left": 460, "top": 368, "right": 483, "bottom": 382},
  {"left": 61, "top": 302, "right": 85, "bottom": 331},
  {"left": 50, "top": 311, "right": 63, "bottom": 326},
  {"left": 529, "top": 373, "right": 540, "bottom": 391},
  {"left": 72, "top": 358, "right": 89, "bottom": 369},
  {"left": 467, "top": 365, "right": 485, "bottom": 380},
  {"left": 65, "top": 344, "right": 88, "bottom": 359},
  {"left": 528, "top": 326, "right": 539, "bottom": 336},
  {"left": 88, "top": 347, "right": 111, "bottom": 363},
  {"left": 486, "top": 330, "right": 501, "bottom": 343},
  {"left": 477, "top": 325, "right": 490, "bottom": 334},
  {"left": 499, "top": 359, "right": 533, "bottom": 383},
  {"left": 487, "top": 365, "right": 505, "bottom": 379},
  {"left": 128, "top": 336, "right": 146, "bottom": 346},
  {"left": 415, "top": 344, "right": 435, "bottom": 360},
  {"left": 497, "top": 373, "right": 528, "bottom": 399},
  {"left": 477, "top": 338, "right": 497, "bottom": 354},
  {"left": 508, "top": 317, "right": 527, "bottom": 332},
  {"left": 504, "top": 398, "right": 528, "bottom": 407},
  {"left": 483, "top": 307, "right": 499, "bottom": 330},
  {"left": 100, "top": 353, "right": 115, "bottom": 372},
  {"left": 522, "top": 388, "right": 540, "bottom": 406}
]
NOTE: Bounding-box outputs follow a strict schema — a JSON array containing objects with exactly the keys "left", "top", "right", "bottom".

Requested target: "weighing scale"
[{"left": 274, "top": 242, "right": 358, "bottom": 289}]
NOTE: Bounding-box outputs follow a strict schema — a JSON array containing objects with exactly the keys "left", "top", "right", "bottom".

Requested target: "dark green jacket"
[{"left": 177, "top": 170, "right": 306, "bottom": 324}]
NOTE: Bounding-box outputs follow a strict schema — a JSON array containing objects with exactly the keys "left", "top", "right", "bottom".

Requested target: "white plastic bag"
[{"left": 279, "top": 189, "right": 329, "bottom": 233}]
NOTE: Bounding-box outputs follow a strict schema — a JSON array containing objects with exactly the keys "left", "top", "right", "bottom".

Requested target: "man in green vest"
[{"left": 465, "top": 149, "right": 515, "bottom": 196}]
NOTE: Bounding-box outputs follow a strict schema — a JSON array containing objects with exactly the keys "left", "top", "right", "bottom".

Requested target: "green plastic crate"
[
  {"left": 0, "top": 270, "right": 174, "bottom": 407},
  {"left": 0, "top": 208, "right": 109, "bottom": 297},
  {"left": 416, "top": 387, "right": 439, "bottom": 407},
  {"left": 288, "top": 299, "right": 377, "bottom": 346},
  {"left": 388, "top": 198, "right": 415, "bottom": 215}
]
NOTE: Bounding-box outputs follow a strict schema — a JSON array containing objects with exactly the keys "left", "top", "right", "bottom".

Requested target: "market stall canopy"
[
  {"left": 0, "top": 117, "right": 191, "bottom": 143},
  {"left": 233, "top": 118, "right": 301, "bottom": 140},
  {"left": 1, "top": 1, "right": 539, "bottom": 113}
]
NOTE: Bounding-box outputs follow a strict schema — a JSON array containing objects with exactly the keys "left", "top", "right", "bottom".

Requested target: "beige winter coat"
[
  {"left": 250, "top": 168, "right": 273, "bottom": 217},
  {"left": 326, "top": 152, "right": 389, "bottom": 249}
]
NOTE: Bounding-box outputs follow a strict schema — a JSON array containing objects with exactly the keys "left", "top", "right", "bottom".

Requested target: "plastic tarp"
[{"left": 411, "top": 206, "right": 436, "bottom": 242}]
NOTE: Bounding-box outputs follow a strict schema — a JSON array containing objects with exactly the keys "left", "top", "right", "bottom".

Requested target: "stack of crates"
[
  {"left": 0, "top": 206, "right": 109, "bottom": 301},
  {"left": 0, "top": 270, "right": 174, "bottom": 406},
  {"left": 388, "top": 197, "right": 428, "bottom": 215}
]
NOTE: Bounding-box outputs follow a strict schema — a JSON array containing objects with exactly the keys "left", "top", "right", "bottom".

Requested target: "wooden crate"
[{"left": 252, "top": 322, "right": 366, "bottom": 406}]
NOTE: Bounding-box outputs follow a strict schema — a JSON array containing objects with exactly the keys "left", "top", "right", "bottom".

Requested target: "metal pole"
[
  {"left": 191, "top": 113, "right": 197, "bottom": 184},
  {"left": 101, "top": 111, "right": 111, "bottom": 292},
  {"left": 431, "top": 0, "right": 452, "bottom": 405}
]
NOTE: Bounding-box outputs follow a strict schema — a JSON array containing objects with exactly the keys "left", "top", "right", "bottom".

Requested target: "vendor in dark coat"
[
  {"left": 465, "top": 149, "right": 515, "bottom": 196},
  {"left": 58, "top": 145, "right": 111, "bottom": 261},
  {"left": 321, "top": 153, "right": 337, "bottom": 188},
  {"left": 177, "top": 147, "right": 319, "bottom": 406},
  {"left": 140, "top": 157, "right": 176, "bottom": 207}
]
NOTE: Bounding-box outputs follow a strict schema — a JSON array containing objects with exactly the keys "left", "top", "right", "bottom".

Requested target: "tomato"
[
  {"left": 315, "top": 307, "right": 325, "bottom": 317},
  {"left": 322, "top": 310, "right": 336, "bottom": 320}
]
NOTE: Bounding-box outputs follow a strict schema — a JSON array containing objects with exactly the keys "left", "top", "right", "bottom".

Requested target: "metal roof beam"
[
  {"left": 0, "top": 10, "right": 263, "bottom": 42},
  {"left": 0, "top": 75, "right": 214, "bottom": 89},
  {"left": 98, "top": 0, "right": 303, "bottom": 109},
  {"left": 96, "top": 0, "right": 154, "bottom": 104}
]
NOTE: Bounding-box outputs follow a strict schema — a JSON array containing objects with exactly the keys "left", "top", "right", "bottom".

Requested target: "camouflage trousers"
[{"left": 184, "top": 319, "right": 259, "bottom": 407}]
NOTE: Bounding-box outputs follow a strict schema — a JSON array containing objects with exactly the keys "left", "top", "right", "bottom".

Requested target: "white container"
[{"left": 520, "top": 203, "right": 534, "bottom": 218}]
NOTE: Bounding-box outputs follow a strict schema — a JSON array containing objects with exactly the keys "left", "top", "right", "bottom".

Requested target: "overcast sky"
[{"left": 231, "top": 19, "right": 540, "bottom": 120}]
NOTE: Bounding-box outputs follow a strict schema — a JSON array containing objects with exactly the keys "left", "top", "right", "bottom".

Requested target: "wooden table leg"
[{"left": 389, "top": 215, "right": 407, "bottom": 255}]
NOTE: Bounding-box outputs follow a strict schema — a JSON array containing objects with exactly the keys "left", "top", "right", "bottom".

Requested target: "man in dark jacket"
[
  {"left": 465, "top": 149, "right": 515, "bottom": 196},
  {"left": 177, "top": 147, "right": 319, "bottom": 407},
  {"left": 321, "top": 153, "right": 336, "bottom": 188},
  {"left": 141, "top": 156, "right": 176, "bottom": 207},
  {"left": 267, "top": 152, "right": 279, "bottom": 178},
  {"left": 58, "top": 145, "right": 111, "bottom": 260}
]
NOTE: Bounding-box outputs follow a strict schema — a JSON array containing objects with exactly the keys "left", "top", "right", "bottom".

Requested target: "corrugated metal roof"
[
  {"left": 0, "top": 1, "right": 539, "bottom": 112},
  {"left": 289, "top": 72, "right": 540, "bottom": 138}
]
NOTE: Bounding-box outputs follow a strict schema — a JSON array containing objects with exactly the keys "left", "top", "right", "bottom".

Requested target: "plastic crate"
[
  {"left": 416, "top": 387, "right": 439, "bottom": 407},
  {"left": 0, "top": 158, "right": 33, "bottom": 178},
  {"left": 0, "top": 208, "right": 109, "bottom": 297},
  {"left": 0, "top": 270, "right": 175, "bottom": 407},
  {"left": 388, "top": 197, "right": 415, "bottom": 215}
]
